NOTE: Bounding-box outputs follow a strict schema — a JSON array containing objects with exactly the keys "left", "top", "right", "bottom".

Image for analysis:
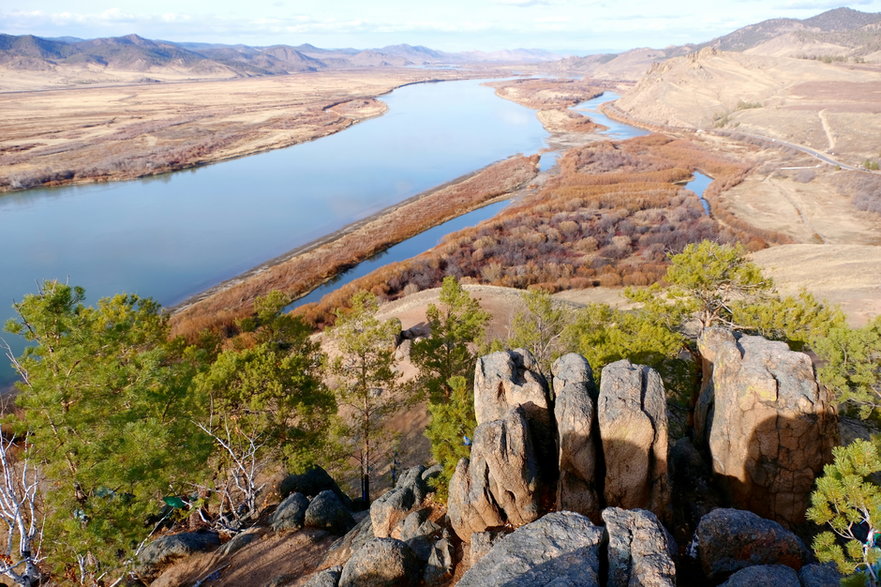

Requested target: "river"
[
  {"left": 0, "top": 85, "right": 714, "bottom": 388},
  {"left": 288, "top": 92, "right": 713, "bottom": 310},
  {"left": 0, "top": 78, "right": 549, "bottom": 386}
]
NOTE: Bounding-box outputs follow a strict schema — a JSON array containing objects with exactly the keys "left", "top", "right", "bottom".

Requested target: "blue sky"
[{"left": 2, "top": 0, "right": 880, "bottom": 53}]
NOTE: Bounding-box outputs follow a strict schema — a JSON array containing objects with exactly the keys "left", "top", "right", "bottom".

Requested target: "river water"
[
  {"left": 289, "top": 92, "right": 714, "bottom": 310},
  {"left": 0, "top": 85, "right": 714, "bottom": 387},
  {"left": 0, "top": 78, "right": 549, "bottom": 385}
]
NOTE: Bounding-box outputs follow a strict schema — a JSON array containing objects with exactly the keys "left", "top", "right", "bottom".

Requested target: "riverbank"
[
  {"left": 169, "top": 154, "right": 541, "bottom": 337},
  {"left": 0, "top": 69, "right": 477, "bottom": 192}
]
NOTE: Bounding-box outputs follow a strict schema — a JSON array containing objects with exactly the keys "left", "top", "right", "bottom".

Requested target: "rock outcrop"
[
  {"left": 447, "top": 406, "right": 543, "bottom": 540},
  {"left": 473, "top": 349, "right": 554, "bottom": 464},
  {"left": 599, "top": 359, "right": 670, "bottom": 519},
  {"left": 695, "top": 508, "right": 809, "bottom": 581},
  {"left": 138, "top": 530, "right": 221, "bottom": 572},
  {"left": 603, "top": 507, "right": 677, "bottom": 587},
  {"left": 720, "top": 564, "right": 801, "bottom": 586},
  {"left": 799, "top": 563, "right": 842, "bottom": 586},
  {"left": 271, "top": 492, "right": 309, "bottom": 531},
  {"left": 553, "top": 353, "right": 601, "bottom": 521},
  {"left": 280, "top": 465, "right": 352, "bottom": 507},
  {"left": 370, "top": 465, "right": 429, "bottom": 539},
  {"left": 338, "top": 538, "right": 422, "bottom": 587},
  {"left": 457, "top": 511, "right": 605, "bottom": 586},
  {"left": 305, "top": 489, "right": 355, "bottom": 534},
  {"left": 696, "top": 328, "right": 838, "bottom": 527}
]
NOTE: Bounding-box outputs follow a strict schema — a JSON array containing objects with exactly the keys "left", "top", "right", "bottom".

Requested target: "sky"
[{"left": 2, "top": 0, "right": 881, "bottom": 53}]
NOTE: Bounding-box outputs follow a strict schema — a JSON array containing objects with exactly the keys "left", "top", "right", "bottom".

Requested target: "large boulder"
[
  {"left": 473, "top": 350, "right": 554, "bottom": 467},
  {"left": 138, "top": 530, "right": 220, "bottom": 568},
  {"left": 370, "top": 465, "right": 429, "bottom": 539},
  {"left": 321, "top": 513, "right": 375, "bottom": 568},
  {"left": 602, "top": 507, "right": 677, "bottom": 587},
  {"left": 599, "top": 360, "right": 671, "bottom": 519},
  {"left": 305, "top": 489, "right": 355, "bottom": 535},
  {"left": 423, "top": 531, "right": 455, "bottom": 586},
  {"left": 447, "top": 406, "right": 543, "bottom": 540},
  {"left": 799, "top": 563, "right": 842, "bottom": 587},
  {"left": 271, "top": 492, "right": 309, "bottom": 531},
  {"left": 339, "top": 538, "right": 422, "bottom": 587},
  {"left": 696, "top": 328, "right": 838, "bottom": 527},
  {"left": 695, "top": 508, "right": 810, "bottom": 581},
  {"left": 303, "top": 565, "right": 342, "bottom": 587},
  {"left": 280, "top": 465, "right": 352, "bottom": 507},
  {"left": 720, "top": 564, "right": 801, "bottom": 586},
  {"left": 457, "top": 511, "right": 604, "bottom": 586},
  {"left": 553, "top": 353, "right": 601, "bottom": 521}
]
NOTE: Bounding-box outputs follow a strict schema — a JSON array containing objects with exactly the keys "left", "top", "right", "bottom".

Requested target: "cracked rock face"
[
  {"left": 473, "top": 349, "right": 554, "bottom": 468},
  {"left": 553, "top": 353, "right": 601, "bottom": 522},
  {"left": 447, "top": 406, "right": 543, "bottom": 541},
  {"left": 696, "top": 328, "right": 838, "bottom": 527},
  {"left": 599, "top": 359, "right": 671, "bottom": 520}
]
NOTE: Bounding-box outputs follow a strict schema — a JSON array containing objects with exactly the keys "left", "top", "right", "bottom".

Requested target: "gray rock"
[
  {"left": 799, "top": 563, "right": 842, "bottom": 587},
  {"left": 553, "top": 353, "right": 601, "bottom": 521},
  {"left": 448, "top": 406, "right": 543, "bottom": 540},
  {"left": 219, "top": 526, "right": 264, "bottom": 557},
  {"left": 602, "top": 507, "right": 677, "bottom": 587},
  {"left": 302, "top": 565, "right": 342, "bottom": 587},
  {"left": 696, "top": 508, "right": 809, "bottom": 581},
  {"left": 279, "top": 466, "right": 351, "bottom": 507},
  {"left": 720, "top": 564, "right": 801, "bottom": 586},
  {"left": 370, "top": 466, "right": 429, "bottom": 539},
  {"left": 271, "top": 491, "right": 309, "bottom": 531},
  {"left": 423, "top": 533, "right": 455, "bottom": 586},
  {"left": 405, "top": 535, "right": 434, "bottom": 561},
  {"left": 599, "top": 360, "right": 671, "bottom": 520},
  {"left": 138, "top": 531, "right": 220, "bottom": 567},
  {"left": 474, "top": 349, "right": 553, "bottom": 462},
  {"left": 399, "top": 508, "right": 441, "bottom": 542},
  {"left": 696, "top": 328, "right": 838, "bottom": 527},
  {"left": 470, "top": 529, "right": 509, "bottom": 567},
  {"left": 457, "top": 511, "right": 604, "bottom": 587},
  {"left": 394, "top": 338, "right": 413, "bottom": 361},
  {"left": 339, "top": 538, "right": 422, "bottom": 587},
  {"left": 322, "top": 513, "right": 375, "bottom": 568},
  {"left": 305, "top": 490, "right": 355, "bottom": 535}
]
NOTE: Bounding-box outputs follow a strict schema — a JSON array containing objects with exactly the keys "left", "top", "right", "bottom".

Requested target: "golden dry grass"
[{"left": 0, "top": 69, "right": 473, "bottom": 191}]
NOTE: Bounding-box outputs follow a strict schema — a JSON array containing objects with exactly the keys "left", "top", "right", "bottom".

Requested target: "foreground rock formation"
[
  {"left": 696, "top": 327, "right": 838, "bottom": 527},
  {"left": 144, "top": 329, "right": 841, "bottom": 585}
]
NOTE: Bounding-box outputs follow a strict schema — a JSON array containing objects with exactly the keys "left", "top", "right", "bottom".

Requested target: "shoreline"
[
  {"left": 169, "top": 157, "right": 516, "bottom": 313},
  {"left": 169, "top": 153, "right": 541, "bottom": 336},
  {"left": 0, "top": 69, "right": 483, "bottom": 194}
]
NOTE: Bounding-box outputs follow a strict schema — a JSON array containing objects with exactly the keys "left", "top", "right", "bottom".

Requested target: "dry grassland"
[
  {"left": 0, "top": 69, "right": 471, "bottom": 191},
  {"left": 615, "top": 49, "right": 881, "bottom": 164}
]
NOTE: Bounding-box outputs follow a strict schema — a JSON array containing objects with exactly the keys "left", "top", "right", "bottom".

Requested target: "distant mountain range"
[
  {"left": 0, "top": 32, "right": 561, "bottom": 78},
  {"left": 2, "top": 7, "right": 878, "bottom": 84},
  {"left": 556, "top": 7, "right": 881, "bottom": 80}
]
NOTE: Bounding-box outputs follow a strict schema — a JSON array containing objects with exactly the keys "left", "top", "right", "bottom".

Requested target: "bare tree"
[
  {"left": 196, "top": 422, "right": 265, "bottom": 532},
  {"left": 0, "top": 434, "right": 43, "bottom": 586}
]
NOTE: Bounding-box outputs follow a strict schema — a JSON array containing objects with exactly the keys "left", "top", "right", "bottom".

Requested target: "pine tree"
[
  {"left": 507, "top": 289, "right": 570, "bottom": 379},
  {"left": 327, "top": 291, "right": 401, "bottom": 503},
  {"left": 424, "top": 376, "right": 476, "bottom": 500},
  {"left": 4, "top": 281, "right": 210, "bottom": 578},
  {"left": 808, "top": 439, "right": 881, "bottom": 586},
  {"left": 411, "top": 276, "right": 489, "bottom": 401}
]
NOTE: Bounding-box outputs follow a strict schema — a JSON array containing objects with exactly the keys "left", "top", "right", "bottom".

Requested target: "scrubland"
[{"left": 292, "top": 134, "right": 769, "bottom": 328}]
